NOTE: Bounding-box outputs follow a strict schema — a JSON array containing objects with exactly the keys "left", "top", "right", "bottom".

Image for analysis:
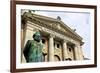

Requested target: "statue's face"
[{"left": 34, "top": 33, "right": 41, "bottom": 42}]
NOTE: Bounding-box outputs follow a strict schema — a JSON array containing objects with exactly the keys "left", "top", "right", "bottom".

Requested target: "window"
[
  {"left": 42, "top": 39, "right": 45, "bottom": 44},
  {"left": 54, "top": 43, "right": 55, "bottom": 46},
  {"left": 65, "top": 58, "right": 72, "bottom": 61},
  {"left": 43, "top": 53, "right": 47, "bottom": 62},
  {"left": 57, "top": 44, "right": 60, "bottom": 48},
  {"left": 68, "top": 48, "right": 71, "bottom": 52},
  {"left": 54, "top": 55, "right": 61, "bottom": 61},
  {"left": 68, "top": 58, "right": 72, "bottom": 61}
]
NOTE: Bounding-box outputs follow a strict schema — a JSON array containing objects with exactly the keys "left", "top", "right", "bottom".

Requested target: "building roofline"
[{"left": 22, "top": 12, "right": 83, "bottom": 41}]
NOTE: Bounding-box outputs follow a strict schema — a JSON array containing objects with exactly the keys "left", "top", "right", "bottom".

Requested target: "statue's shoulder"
[{"left": 27, "top": 40, "right": 35, "bottom": 44}]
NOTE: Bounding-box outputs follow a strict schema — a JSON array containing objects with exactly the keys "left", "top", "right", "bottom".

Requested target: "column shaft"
[
  {"left": 63, "top": 40, "right": 68, "bottom": 61},
  {"left": 77, "top": 46, "right": 84, "bottom": 60},
  {"left": 48, "top": 34, "right": 54, "bottom": 61},
  {"left": 74, "top": 44, "right": 80, "bottom": 60}
]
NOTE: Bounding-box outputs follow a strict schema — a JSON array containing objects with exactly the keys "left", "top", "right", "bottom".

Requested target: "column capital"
[
  {"left": 49, "top": 34, "right": 55, "bottom": 38},
  {"left": 74, "top": 43, "right": 80, "bottom": 47},
  {"left": 63, "top": 39, "right": 68, "bottom": 43}
]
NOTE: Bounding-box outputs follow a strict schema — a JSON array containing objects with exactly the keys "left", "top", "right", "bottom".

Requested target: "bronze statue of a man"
[{"left": 23, "top": 31, "right": 43, "bottom": 62}]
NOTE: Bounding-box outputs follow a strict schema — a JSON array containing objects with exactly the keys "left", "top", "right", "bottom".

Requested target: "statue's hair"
[{"left": 32, "top": 31, "right": 41, "bottom": 38}]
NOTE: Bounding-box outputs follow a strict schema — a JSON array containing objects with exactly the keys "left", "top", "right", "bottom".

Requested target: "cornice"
[{"left": 22, "top": 12, "right": 83, "bottom": 42}]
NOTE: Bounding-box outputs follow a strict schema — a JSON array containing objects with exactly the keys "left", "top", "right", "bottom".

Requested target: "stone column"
[
  {"left": 48, "top": 34, "right": 54, "bottom": 61},
  {"left": 77, "top": 46, "right": 84, "bottom": 60},
  {"left": 62, "top": 40, "right": 68, "bottom": 61},
  {"left": 74, "top": 44, "right": 80, "bottom": 60}
]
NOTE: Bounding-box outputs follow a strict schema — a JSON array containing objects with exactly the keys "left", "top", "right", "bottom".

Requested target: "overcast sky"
[{"left": 22, "top": 9, "right": 91, "bottom": 59}]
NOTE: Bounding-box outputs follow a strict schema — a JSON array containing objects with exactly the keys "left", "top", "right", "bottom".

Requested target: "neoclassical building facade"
[{"left": 21, "top": 11, "right": 84, "bottom": 63}]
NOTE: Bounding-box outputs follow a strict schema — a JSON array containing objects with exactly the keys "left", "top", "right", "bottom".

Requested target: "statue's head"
[{"left": 33, "top": 31, "right": 41, "bottom": 42}]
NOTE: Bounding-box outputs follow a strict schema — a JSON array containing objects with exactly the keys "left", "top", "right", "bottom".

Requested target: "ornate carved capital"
[
  {"left": 49, "top": 34, "right": 55, "bottom": 38},
  {"left": 63, "top": 39, "right": 68, "bottom": 43}
]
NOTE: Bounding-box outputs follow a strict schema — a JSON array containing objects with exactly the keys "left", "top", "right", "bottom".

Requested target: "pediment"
[{"left": 22, "top": 12, "right": 82, "bottom": 41}]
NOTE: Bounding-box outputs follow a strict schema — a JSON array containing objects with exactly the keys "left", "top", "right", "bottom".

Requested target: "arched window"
[
  {"left": 54, "top": 55, "right": 61, "bottom": 61},
  {"left": 65, "top": 58, "right": 72, "bottom": 61},
  {"left": 43, "top": 53, "right": 47, "bottom": 62}
]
